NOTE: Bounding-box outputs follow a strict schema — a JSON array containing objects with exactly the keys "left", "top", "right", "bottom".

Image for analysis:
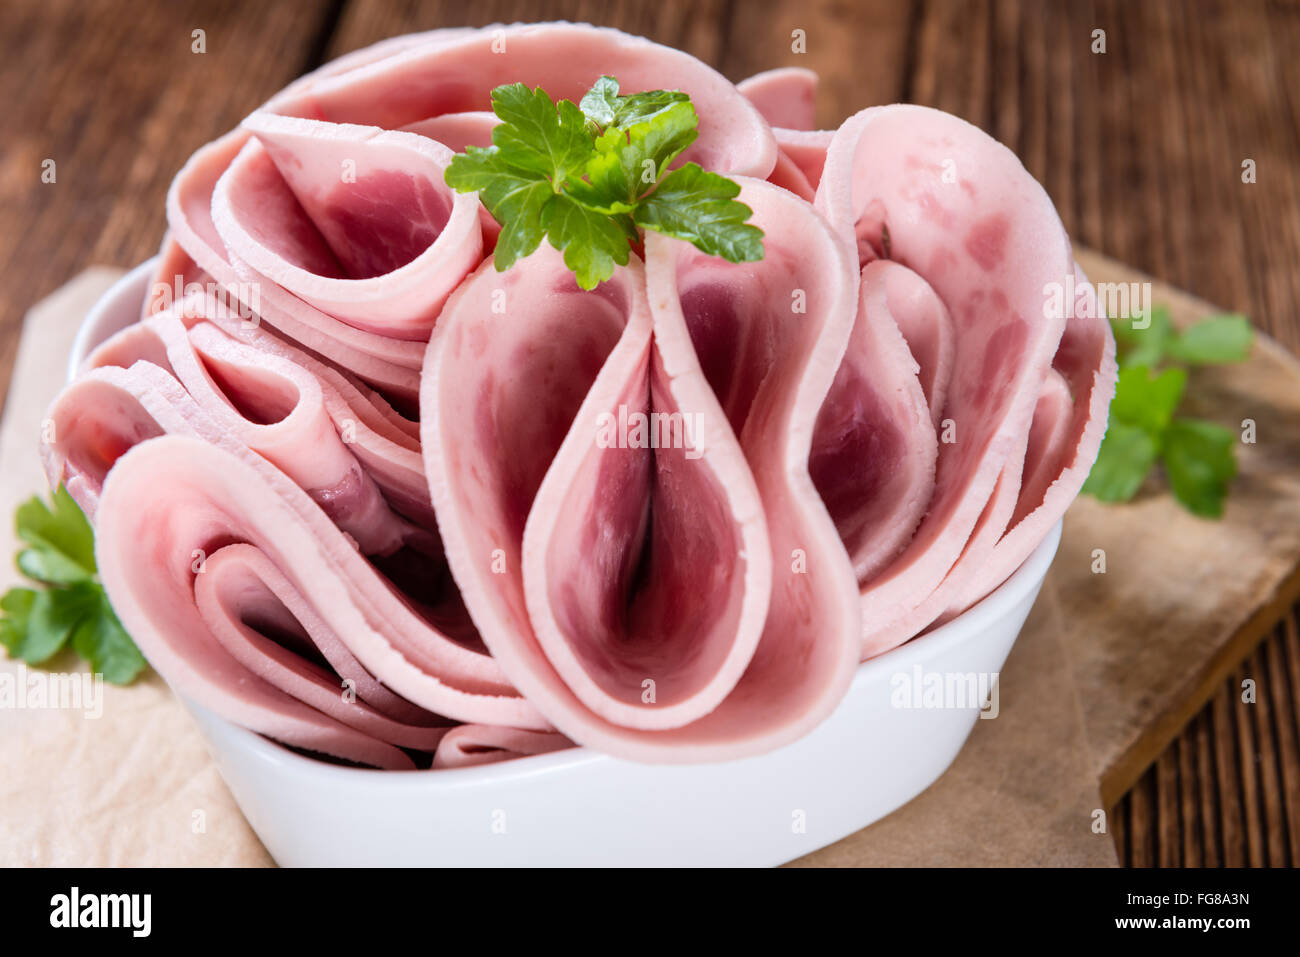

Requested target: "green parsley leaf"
[
  {"left": 634, "top": 163, "right": 765, "bottom": 263},
  {"left": 1089, "top": 303, "right": 1254, "bottom": 518},
  {"left": 1, "top": 487, "right": 147, "bottom": 684},
  {"left": 609, "top": 89, "right": 691, "bottom": 129},
  {"left": 576, "top": 101, "right": 699, "bottom": 212},
  {"left": 0, "top": 582, "right": 95, "bottom": 665},
  {"left": 1167, "top": 314, "right": 1253, "bottom": 365},
  {"left": 579, "top": 75, "right": 690, "bottom": 132},
  {"left": 70, "top": 588, "right": 146, "bottom": 685},
  {"left": 1162, "top": 418, "right": 1237, "bottom": 517},
  {"left": 15, "top": 483, "right": 96, "bottom": 584},
  {"left": 445, "top": 77, "right": 763, "bottom": 287},
  {"left": 543, "top": 195, "right": 634, "bottom": 290},
  {"left": 487, "top": 83, "right": 593, "bottom": 184},
  {"left": 1110, "top": 306, "right": 1172, "bottom": 369},
  {"left": 0, "top": 588, "right": 43, "bottom": 659},
  {"left": 1081, "top": 420, "right": 1159, "bottom": 502},
  {"left": 1109, "top": 365, "right": 1187, "bottom": 436},
  {"left": 578, "top": 75, "right": 621, "bottom": 130},
  {"left": 445, "top": 148, "right": 551, "bottom": 271}
]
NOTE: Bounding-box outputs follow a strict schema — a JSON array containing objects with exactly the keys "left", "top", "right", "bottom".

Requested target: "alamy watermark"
[
  {"left": 1044, "top": 274, "right": 1153, "bottom": 328},
  {"left": 148, "top": 275, "right": 260, "bottom": 323},
  {"left": 595, "top": 404, "right": 704, "bottom": 459},
  {"left": 0, "top": 664, "right": 103, "bottom": 719},
  {"left": 890, "top": 665, "right": 1000, "bottom": 719}
]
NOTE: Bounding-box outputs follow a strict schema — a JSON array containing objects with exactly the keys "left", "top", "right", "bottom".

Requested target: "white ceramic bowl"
[{"left": 72, "top": 258, "right": 1061, "bottom": 867}]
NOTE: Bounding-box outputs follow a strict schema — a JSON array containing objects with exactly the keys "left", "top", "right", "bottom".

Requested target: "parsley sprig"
[
  {"left": 1083, "top": 308, "right": 1253, "bottom": 517},
  {"left": 0, "top": 486, "right": 145, "bottom": 684},
  {"left": 444, "top": 76, "right": 765, "bottom": 289}
]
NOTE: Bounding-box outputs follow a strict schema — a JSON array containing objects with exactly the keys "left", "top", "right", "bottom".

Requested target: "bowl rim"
[{"left": 77, "top": 256, "right": 1063, "bottom": 787}]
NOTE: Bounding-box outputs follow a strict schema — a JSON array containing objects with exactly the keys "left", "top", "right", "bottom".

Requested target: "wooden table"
[{"left": 1, "top": 0, "right": 1297, "bottom": 866}]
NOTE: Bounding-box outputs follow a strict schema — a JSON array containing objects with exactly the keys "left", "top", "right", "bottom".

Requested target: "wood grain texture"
[
  {"left": 1114, "top": 621, "right": 1300, "bottom": 867},
  {"left": 0, "top": 0, "right": 337, "bottom": 402},
  {"left": 1, "top": 0, "right": 1298, "bottom": 867},
  {"left": 1068, "top": 249, "right": 1300, "bottom": 816}
]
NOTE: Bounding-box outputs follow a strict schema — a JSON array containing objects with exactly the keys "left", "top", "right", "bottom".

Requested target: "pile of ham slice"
[{"left": 41, "top": 23, "right": 1116, "bottom": 770}]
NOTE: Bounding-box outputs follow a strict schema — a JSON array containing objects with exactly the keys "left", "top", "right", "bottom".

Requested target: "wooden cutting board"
[
  {"left": 1055, "top": 249, "right": 1300, "bottom": 807},
  {"left": 3, "top": 249, "right": 1297, "bottom": 866}
]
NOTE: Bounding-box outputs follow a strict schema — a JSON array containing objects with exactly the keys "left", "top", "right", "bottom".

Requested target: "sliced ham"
[
  {"left": 423, "top": 180, "right": 859, "bottom": 761},
  {"left": 84, "top": 293, "right": 435, "bottom": 529},
  {"left": 268, "top": 23, "right": 776, "bottom": 179},
  {"left": 96, "top": 429, "right": 546, "bottom": 742},
  {"left": 44, "top": 25, "right": 1112, "bottom": 770},
  {"left": 213, "top": 111, "right": 482, "bottom": 337},
  {"left": 813, "top": 104, "right": 1078, "bottom": 653},
  {"left": 736, "top": 67, "right": 818, "bottom": 130},
  {"left": 422, "top": 244, "right": 771, "bottom": 754},
  {"left": 48, "top": 295, "right": 550, "bottom": 766},
  {"left": 164, "top": 130, "right": 425, "bottom": 402},
  {"left": 941, "top": 265, "right": 1117, "bottom": 615},
  {"left": 400, "top": 110, "right": 497, "bottom": 151},
  {"left": 432, "top": 726, "right": 574, "bottom": 769},
  {"left": 774, "top": 128, "right": 832, "bottom": 192},
  {"left": 810, "top": 260, "right": 937, "bottom": 584}
]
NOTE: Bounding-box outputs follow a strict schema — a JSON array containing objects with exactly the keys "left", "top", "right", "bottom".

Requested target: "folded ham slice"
[
  {"left": 47, "top": 289, "right": 554, "bottom": 767},
  {"left": 432, "top": 725, "right": 573, "bottom": 769},
  {"left": 163, "top": 130, "right": 426, "bottom": 402},
  {"left": 813, "top": 104, "right": 1081, "bottom": 653},
  {"left": 40, "top": 25, "right": 1114, "bottom": 771},
  {"left": 212, "top": 111, "right": 482, "bottom": 337},
  {"left": 423, "top": 180, "right": 860, "bottom": 760},
  {"left": 736, "top": 67, "right": 818, "bottom": 131},
  {"left": 267, "top": 23, "right": 776, "bottom": 180},
  {"left": 941, "top": 265, "right": 1117, "bottom": 617},
  {"left": 810, "top": 260, "right": 937, "bottom": 584}
]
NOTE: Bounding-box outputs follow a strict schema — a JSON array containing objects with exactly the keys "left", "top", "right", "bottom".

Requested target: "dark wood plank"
[
  {"left": 325, "top": 0, "right": 732, "bottom": 71},
  {"left": 1115, "top": 624, "right": 1300, "bottom": 867},
  {"left": 719, "top": 0, "right": 917, "bottom": 127},
  {"left": 1192, "top": 709, "right": 1223, "bottom": 867},
  {"left": 0, "top": 0, "right": 336, "bottom": 407}
]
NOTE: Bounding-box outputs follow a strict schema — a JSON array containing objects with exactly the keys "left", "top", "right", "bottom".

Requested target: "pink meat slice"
[
  {"left": 637, "top": 179, "right": 861, "bottom": 758},
  {"left": 47, "top": 306, "right": 547, "bottom": 750},
  {"left": 810, "top": 260, "right": 937, "bottom": 584},
  {"left": 868, "top": 260, "right": 955, "bottom": 429},
  {"left": 399, "top": 111, "right": 503, "bottom": 251},
  {"left": 95, "top": 429, "right": 544, "bottom": 740},
  {"left": 736, "top": 67, "right": 818, "bottom": 130},
  {"left": 521, "top": 260, "right": 771, "bottom": 734},
  {"left": 266, "top": 28, "right": 479, "bottom": 110},
  {"left": 1010, "top": 369, "right": 1075, "bottom": 530},
  {"left": 84, "top": 293, "right": 435, "bottom": 531},
  {"left": 814, "top": 105, "right": 1075, "bottom": 653},
  {"left": 268, "top": 22, "right": 775, "bottom": 180},
  {"left": 42, "top": 362, "right": 216, "bottom": 519},
  {"left": 165, "top": 129, "right": 425, "bottom": 402},
  {"left": 423, "top": 180, "right": 859, "bottom": 761},
  {"left": 861, "top": 423, "right": 1030, "bottom": 655},
  {"left": 943, "top": 264, "right": 1117, "bottom": 615},
  {"left": 141, "top": 233, "right": 208, "bottom": 320},
  {"left": 767, "top": 150, "right": 816, "bottom": 202},
  {"left": 774, "top": 128, "right": 832, "bottom": 192},
  {"left": 212, "top": 111, "right": 481, "bottom": 337},
  {"left": 423, "top": 244, "right": 770, "bottom": 754},
  {"left": 400, "top": 110, "right": 497, "bottom": 151},
  {"left": 43, "top": 371, "right": 451, "bottom": 769},
  {"left": 432, "top": 726, "right": 574, "bottom": 769},
  {"left": 181, "top": 314, "right": 426, "bottom": 554}
]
